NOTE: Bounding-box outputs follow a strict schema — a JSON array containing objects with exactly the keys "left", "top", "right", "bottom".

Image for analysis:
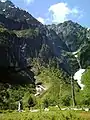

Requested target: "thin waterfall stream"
[
  {"left": 73, "top": 53, "right": 85, "bottom": 90},
  {"left": 18, "top": 101, "right": 21, "bottom": 112}
]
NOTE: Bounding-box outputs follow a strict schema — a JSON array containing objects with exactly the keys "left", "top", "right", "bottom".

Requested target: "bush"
[
  {"left": 28, "top": 95, "right": 36, "bottom": 110},
  {"left": 43, "top": 98, "right": 49, "bottom": 108},
  {"left": 61, "top": 95, "right": 71, "bottom": 106}
]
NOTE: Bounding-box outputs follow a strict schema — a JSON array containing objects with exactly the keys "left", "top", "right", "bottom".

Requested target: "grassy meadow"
[{"left": 0, "top": 109, "right": 90, "bottom": 120}]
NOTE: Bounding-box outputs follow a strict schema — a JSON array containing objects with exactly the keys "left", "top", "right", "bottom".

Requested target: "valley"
[{"left": 0, "top": 0, "right": 90, "bottom": 119}]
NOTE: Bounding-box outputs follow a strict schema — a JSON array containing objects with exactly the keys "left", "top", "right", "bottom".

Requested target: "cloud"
[
  {"left": 71, "top": 8, "right": 79, "bottom": 14},
  {"left": 0, "top": 0, "right": 6, "bottom": 2},
  {"left": 47, "top": 2, "right": 82, "bottom": 24},
  {"left": 24, "top": 0, "right": 34, "bottom": 5},
  {"left": 48, "top": 3, "right": 70, "bottom": 23},
  {"left": 37, "top": 17, "right": 45, "bottom": 24},
  {"left": 21, "top": 1, "right": 82, "bottom": 24},
  {"left": 71, "top": 7, "right": 83, "bottom": 19}
]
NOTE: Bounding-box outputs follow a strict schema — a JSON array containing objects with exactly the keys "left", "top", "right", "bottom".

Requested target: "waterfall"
[
  {"left": 75, "top": 55, "right": 82, "bottom": 69},
  {"left": 18, "top": 101, "right": 21, "bottom": 112},
  {"left": 73, "top": 52, "right": 85, "bottom": 90}
]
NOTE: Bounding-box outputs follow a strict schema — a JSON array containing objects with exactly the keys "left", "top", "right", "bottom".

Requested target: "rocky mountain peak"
[
  {"left": 0, "top": 0, "right": 42, "bottom": 30},
  {"left": 0, "top": 0, "right": 14, "bottom": 8}
]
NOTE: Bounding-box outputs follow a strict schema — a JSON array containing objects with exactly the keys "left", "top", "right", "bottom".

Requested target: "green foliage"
[
  {"left": 79, "top": 43, "right": 90, "bottom": 68},
  {"left": 0, "top": 83, "right": 36, "bottom": 110},
  {"left": 0, "top": 2, "right": 90, "bottom": 109},
  {"left": 0, "top": 25, "right": 7, "bottom": 32},
  {"left": 43, "top": 98, "right": 49, "bottom": 108},
  {"left": 0, "top": 110, "right": 88, "bottom": 120},
  {"left": 28, "top": 95, "right": 36, "bottom": 109},
  {"left": 0, "top": 29, "right": 9, "bottom": 46},
  {"left": 14, "top": 28, "right": 39, "bottom": 38},
  {"left": 39, "top": 44, "right": 52, "bottom": 65},
  {"left": 61, "top": 95, "right": 71, "bottom": 106},
  {"left": 76, "top": 69, "right": 90, "bottom": 106},
  {"left": 36, "top": 67, "right": 79, "bottom": 107}
]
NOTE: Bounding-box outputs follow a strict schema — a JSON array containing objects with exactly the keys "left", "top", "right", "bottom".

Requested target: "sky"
[{"left": 8, "top": 0, "right": 90, "bottom": 27}]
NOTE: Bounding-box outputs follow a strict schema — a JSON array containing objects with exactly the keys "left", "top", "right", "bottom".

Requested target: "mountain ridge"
[
  {"left": 0, "top": 0, "right": 90, "bottom": 109},
  {"left": 0, "top": 0, "right": 89, "bottom": 75}
]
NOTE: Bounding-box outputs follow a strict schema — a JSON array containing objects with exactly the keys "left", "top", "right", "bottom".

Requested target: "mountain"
[
  {"left": 0, "top": 25, "right": 36, "bottom": 84},
  {"left": 0, "top": 0, "right": 42, "bottom": 30},
  {"left": 0, "top": 0, "right": 90, "bottom": 109},
  {"left": 47, "top": 20, "right": 88, "bottom": 52},
  {"left": 0, "top": 0, "right": 89, "bottom": 76}
]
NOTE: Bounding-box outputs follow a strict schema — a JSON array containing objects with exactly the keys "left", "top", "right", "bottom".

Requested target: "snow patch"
[
  {"left": 74, "top": 69, "right": 85, "bottom": 90},
  {"left": 75, "top": 55, "right": 78, "bottom": 58},
  {"left": 26, "top": 18, "right": 30, "bottom": 21},
  {"left": 87, "top": 28, "right": 90, "bottom": 31},
  {"left": 3, "top": 9, "right": 5, "bottom": 12},
  {"left": 0, "top": 0, "right": 6, "bottom": 2},
  {"left": 72, "top": 51, "right": 78, "bottom": 55},
  {"left": 24, "top": 15, "right": 26, "bottom": 17},
  {"left": 8, "top": 5, "right": 14, "bottom": 8}
]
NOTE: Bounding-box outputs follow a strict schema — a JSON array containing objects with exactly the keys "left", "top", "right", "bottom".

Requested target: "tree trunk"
[{"left": 71, "top": 75, "right": 76, "bottom": 107}]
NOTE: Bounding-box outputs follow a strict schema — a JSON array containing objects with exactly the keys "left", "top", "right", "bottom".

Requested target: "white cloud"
[
  {"left": 71, "top": 8, "right": 79, "bottom": 14},
  {"left": 0, "top": 0, "right": 6, "bottom": 2},
  {"left": 49, "top": 3, "right": 70, "bottom": 23},
  {"left": 47, "top": 2, "right": 82, "bottom": 24},
  {"left": 37, "top": 17, "right": 45, "bottom": 24},
  {"left": 24, "top": 0, "right": 34, "bottom": 5}
]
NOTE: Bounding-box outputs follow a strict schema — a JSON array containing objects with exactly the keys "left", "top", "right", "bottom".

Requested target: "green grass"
[
  {"left": 0, "top": 109, "right": 90, "bottom": 120},
  {"left": 35, "top": 67, "right": 79, "bottom": 107},
  {"left": 14, "top": 28, "right": 39, "bottom": 38}
]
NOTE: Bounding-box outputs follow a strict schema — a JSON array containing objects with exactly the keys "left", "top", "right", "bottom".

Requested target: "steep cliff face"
[
  {"left": 14, "top": 27, "right": 79, "bottom": 74},
  {"left": 0, "top": 25, "right": 35, "bottom": 84},
  {"left": 79, "top": 43, "right": 90, "bottom": 68},
  {"left": 47, "top": 20, "right": 87, "bottom": 52},
  {"left": 0, "top": 0, "right": 41, "bottom": 30}
]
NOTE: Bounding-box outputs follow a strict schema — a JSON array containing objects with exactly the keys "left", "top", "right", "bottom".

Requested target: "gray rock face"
[
  {"left": 47, "top": 20, "right": 87, "bottom": 52},
  {"left": 0, "top": 0, "right": 42, "bottom": 30}
]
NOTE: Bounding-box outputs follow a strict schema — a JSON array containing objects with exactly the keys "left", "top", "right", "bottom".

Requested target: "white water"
[
  {"left": 73, "top": 52, "right": 85, "bottom": 90},
  {"left": 74, "top": 69, "right": 85, "bottom": 90},
  {"left": 18, "top": 101, "right": 21, "bottom": 112}
]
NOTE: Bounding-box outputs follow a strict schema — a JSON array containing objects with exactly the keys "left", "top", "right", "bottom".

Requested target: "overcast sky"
[{"left": 9, "top": 0, "right": 90, "bottom": 27}]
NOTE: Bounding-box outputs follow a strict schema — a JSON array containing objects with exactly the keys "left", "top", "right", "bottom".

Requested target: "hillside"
[{"left": 34, "top": 67, "right": 80, "bottom": 107}]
